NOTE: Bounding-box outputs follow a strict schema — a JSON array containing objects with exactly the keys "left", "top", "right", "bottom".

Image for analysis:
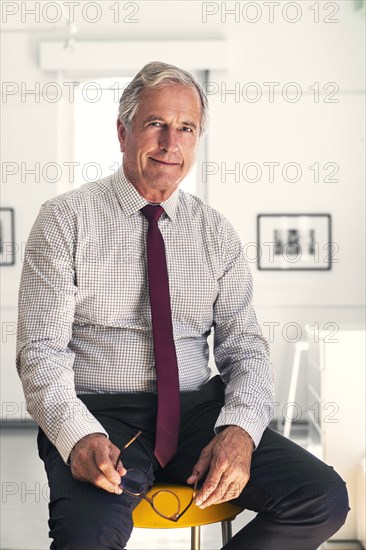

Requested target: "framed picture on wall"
[
  {"left": 257, "top": 214, "right": 332, "bottom": 271},
  {"left": 0, "top": 208, "right": 16, "bottom": 266}
]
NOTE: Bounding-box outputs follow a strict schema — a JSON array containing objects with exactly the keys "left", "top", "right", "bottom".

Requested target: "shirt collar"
[{"left": 112, "top": 164, "right": 179, "bottom": 221}]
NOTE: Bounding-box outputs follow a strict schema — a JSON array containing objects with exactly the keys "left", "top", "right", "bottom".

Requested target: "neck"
[
  {"left": 122, "top": 165, "right": 178, "bottom": 202},
  {"left": 135, "top": 185, "right": 175, "bottom": 203}
]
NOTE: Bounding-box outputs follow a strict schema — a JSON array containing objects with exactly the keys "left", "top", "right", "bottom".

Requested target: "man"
[{"left": 16, "top": 62, "right": 349, "bottom": 549}]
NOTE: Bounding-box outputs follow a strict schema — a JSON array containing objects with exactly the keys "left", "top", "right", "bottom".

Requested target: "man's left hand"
[{"left": 186, "top": 426, "right": 253, "bottom": 508}]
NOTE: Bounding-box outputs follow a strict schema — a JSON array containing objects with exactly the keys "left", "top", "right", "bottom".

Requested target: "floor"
[{"left": 0, "top": 426, "right": 363, "bottom": 550}]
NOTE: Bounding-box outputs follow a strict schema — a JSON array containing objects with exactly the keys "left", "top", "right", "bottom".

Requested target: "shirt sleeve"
[
  {"left": 16, "top": 200, "right": 108, "bottom": 463},
  {"left": 213, "top": 218, "right": 275, "bottom": 449}
]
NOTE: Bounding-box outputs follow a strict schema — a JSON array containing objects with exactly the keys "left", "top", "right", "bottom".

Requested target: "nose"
[{"left": 158, "top": 127, "right": 179, "bottom": 154}]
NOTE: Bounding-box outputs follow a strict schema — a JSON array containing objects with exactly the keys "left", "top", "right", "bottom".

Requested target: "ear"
[{"left": 117, "top": 119, "right": 127, "bottom": 153}]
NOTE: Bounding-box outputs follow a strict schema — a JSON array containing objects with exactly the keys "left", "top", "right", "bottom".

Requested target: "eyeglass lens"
[
  {"left": 120, "top": 469, "right": 148, "bottom": 496},
  {"left": 151, "top": 490, "right": 181, "bottom": 518},
  {"left": 118, "top": 431, "right": 197, "bottom": 521}
]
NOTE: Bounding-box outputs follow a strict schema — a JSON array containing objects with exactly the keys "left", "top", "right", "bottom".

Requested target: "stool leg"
[
  {"left": 221, "top": 520, "right": 232, "bottom": 546},
  {"left": 191, "top": 525, "right": 201, "bottom": 550}
]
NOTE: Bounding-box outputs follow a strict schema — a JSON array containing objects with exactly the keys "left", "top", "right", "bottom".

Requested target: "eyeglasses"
[{"left": 116, "top": 431, "right": 198, "bottom": 522}]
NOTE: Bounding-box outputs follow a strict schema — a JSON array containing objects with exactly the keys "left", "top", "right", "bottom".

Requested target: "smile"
[{"left": 149, "top": 157, "right": 180, "bottom": 166}]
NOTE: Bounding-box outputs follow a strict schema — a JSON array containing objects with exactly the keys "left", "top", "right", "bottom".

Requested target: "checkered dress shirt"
[{"left": 16, "top": 166, "right": 274, "bottom": 463}]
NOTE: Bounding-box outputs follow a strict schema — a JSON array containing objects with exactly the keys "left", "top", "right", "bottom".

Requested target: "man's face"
[{"left": 117, "top": 83, "right": 202, "bottom": 199}]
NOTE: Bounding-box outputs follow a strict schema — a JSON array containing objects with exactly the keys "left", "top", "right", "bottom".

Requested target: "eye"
[
  {"left": 149, "top": 122, "right": 164, "bottom": 127},
  {"left": 181, "top": 126, "right": 193, "bottom": 133}
]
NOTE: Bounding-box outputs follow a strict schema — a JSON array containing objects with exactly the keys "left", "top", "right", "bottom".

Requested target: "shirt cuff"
[
  {"left": 55, "top": 415, "right": 109, "bottom": 464},
  {"left": 214, "top": 411, "right": 266, "bottom": 449}
]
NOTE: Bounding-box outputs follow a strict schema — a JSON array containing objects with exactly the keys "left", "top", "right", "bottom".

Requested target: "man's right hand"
[{"left": 70, "top": 433, "right": 127, "bottom": 494}]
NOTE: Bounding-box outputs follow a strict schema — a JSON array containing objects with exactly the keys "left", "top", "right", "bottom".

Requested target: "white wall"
[
  {"left": 1, "top": 1, "right": 365, "bottom": 422},
  {"left": 205, "top": 4, "right": 365, "bottom": 415}
]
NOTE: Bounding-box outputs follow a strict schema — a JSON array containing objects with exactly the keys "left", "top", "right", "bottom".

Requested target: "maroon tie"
[{"left": 141, "top": 204, "right": 180, "bottom": 467}]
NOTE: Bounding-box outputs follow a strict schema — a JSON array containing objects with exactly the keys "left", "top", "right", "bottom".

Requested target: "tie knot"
[{"left": 141, "top": 204, "right": 164, "bottom": 223}]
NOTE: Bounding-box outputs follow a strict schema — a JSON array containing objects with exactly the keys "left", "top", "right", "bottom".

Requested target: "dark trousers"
[{"left": 38, "top": 376, "right": 349, "bottom": 550}]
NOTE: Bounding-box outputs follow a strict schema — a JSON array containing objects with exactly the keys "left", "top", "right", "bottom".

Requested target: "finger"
[
  {"left": 194, "top": 480, "right": 220, "bottom": 507},
  {"left": 186, "top": 445, "right": 212, "bottom": 484},
  {"left": 116, "top": 459, "right": 127, "bottom": 477},
  {"left": 72, "top": 458, "right": 122, "bottom": 494},
  {"left": 194, "top": 462, "right": 224, "bottom": 506},
  {"left": 209, "top": 480, "right": 243, "bottom": 505},
  {"left": 92, "top": 464, "right": 123, "bottom": 494},
  {"left": 110, "top": 446, "right": 127, "bottom": 477},
  {"left": 186, "top": 467, "right": 201, "bottom": 485},
  {"left": 199, "top": 470, "right": 249, "bottom": 508},
  {"left": 196, "top": 474, "right": 239, "bottom": 508},
  {"left": 193, "top": 447, "right": 231, "bottom": 504},
  {"left": 95, "top": 447, "right": 121, "bottom": 486}
]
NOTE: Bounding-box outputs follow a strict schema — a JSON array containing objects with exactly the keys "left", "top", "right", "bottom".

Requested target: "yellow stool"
[{"left": 132, "top": 483, "right": 243, "bottom": 550}]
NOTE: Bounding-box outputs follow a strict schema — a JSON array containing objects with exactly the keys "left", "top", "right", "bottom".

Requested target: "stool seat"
[{"left": 132, "top": 483, "right": 242, "bottom": 528}]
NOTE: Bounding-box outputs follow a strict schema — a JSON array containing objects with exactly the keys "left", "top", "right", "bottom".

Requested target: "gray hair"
[{"left": 118, "top": 61, "right": 208, "bottom": 136}]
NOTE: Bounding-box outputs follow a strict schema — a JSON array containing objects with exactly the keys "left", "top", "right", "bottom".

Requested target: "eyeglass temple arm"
[
  {"left": 176, "top": 485, "right": 197, "bottom": 519},
  {"left": 122, "top": 430, "right": 142, "bottom": 451},
  {"left": 116, "top": 430, "right": 143, "bottom": 469}
]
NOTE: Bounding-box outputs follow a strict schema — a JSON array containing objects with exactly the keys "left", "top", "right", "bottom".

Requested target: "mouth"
[{"left": 149, "top": 157, "right": 180, "bottom": 166}]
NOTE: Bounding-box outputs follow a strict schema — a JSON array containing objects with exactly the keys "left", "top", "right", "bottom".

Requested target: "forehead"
[{"left": 136, "top": 84, "right": 202, "bottom": 122}]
